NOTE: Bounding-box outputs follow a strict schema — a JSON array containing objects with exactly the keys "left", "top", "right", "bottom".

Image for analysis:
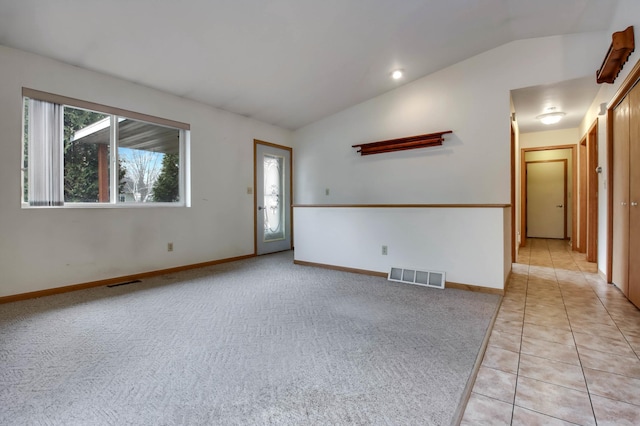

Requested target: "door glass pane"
[{"left": 263, "top": 154, "right": 285, "bottom": 242}]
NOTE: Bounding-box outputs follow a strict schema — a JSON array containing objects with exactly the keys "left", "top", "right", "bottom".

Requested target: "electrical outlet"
[
  {"left": 167, "top": 242, "right": 174, "bottom": 252},
  {"left": 382, "top": 245, "right": 388, "bottom": 255},
  {"left": 325, "top": 188, "right": 330, "bottom": 196},
  {"left": 247, "top": 187, "right": 253, "bottom": 195}
]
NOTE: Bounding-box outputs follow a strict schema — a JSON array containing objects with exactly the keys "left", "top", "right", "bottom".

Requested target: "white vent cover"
[{"left": 388, "top": 267, "right": 446, "bottom": 289}]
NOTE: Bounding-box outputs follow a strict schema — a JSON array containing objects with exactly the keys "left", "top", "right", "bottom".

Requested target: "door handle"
[
  {"left": 556, "top": 204, "right": 563, "bottom": 208},
  {"left": 622, "top": 202, "right": 628, "bottom": 206},
  {"left": 258, "top": 206, "right": 265, "bottom": 211},
  {"left": 632, "top": 202, "right": 639, "bottom": 207}
]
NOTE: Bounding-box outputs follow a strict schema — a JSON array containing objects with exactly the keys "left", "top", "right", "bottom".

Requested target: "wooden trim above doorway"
[{"left": 293, "top": 203, "right": 510, "bottom": 208}]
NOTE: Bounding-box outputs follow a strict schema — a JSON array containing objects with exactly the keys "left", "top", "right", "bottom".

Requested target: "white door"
[
  {"left": 255, "top": 141, "right": 291, "bottom": 255},
  {"left": 527, "top": 161, "right": 566, "bottom": 239}
]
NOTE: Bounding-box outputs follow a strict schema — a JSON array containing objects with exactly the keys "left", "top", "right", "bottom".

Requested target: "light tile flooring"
[{"left": 461, "top": 238, "right": 640, "bottom": 425}]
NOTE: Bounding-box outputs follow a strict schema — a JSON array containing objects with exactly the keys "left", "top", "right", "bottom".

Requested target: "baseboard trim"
[
  {"left": 453, "top": 293, "right": 503, "bottom": 424},
  {"left": 446, "top": 282, "right": 505, "bottom": 296},
  {"left": 599, "top": 269, "right": 607, "bottom": 283},
  {"left": 0, "top": 254, "right": 256, "bottom": 304},
  {"left": 294, "top": 260, "right": 505, "bottom": 295},
  {"left": 293, "top": 260, "right": 388, "bottom": 278},
  {"left": 504, "top": 268, "right": 512, "bottom": 288}
]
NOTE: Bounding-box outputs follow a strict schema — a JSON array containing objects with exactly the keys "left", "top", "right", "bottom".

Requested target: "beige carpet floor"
[{"left": 0, "top": 251, "right": 500, "bottom": 425}]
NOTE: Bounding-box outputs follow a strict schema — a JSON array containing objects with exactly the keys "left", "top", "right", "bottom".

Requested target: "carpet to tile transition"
[{"left": 0, "top": 251, "right": 500, "bottom": 425}]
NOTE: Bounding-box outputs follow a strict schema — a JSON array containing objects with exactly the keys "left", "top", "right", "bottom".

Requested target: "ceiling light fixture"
[
  {"left": 536, "top": 110, "right": 566, "bottom": 125},
  {"left": 391, "top": 69, "right": 404, "bottom": 80}
]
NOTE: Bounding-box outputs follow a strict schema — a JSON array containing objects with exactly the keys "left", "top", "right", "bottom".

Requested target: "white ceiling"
[
  {"left": 0, "top": 0, "right": 619, "bottom": 130},
  {"left": 511, "top": 77, "right": 602, "bottom": 133}
]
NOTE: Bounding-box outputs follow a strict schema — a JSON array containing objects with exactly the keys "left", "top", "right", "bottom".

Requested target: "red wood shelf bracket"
[
  {"left": 352, "top": 130, "right": 453, "bottom": 156},
  {"left": 597, "top": 26, "right": 635, "bottom": 84}
]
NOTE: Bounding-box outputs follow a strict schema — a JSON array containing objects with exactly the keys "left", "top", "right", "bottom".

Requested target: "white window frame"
[{"left": 22, "top": 88, "right": 191, "bottom": 208}]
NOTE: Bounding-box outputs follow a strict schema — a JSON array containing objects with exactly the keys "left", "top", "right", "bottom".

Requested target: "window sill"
[{"left": 21, "top": 202, "right": 188, "bottom": 209}]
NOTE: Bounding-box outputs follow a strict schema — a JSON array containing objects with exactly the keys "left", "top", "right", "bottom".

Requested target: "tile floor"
[{"left": 461, "top": 238, "right": 640, "bottom": 425}]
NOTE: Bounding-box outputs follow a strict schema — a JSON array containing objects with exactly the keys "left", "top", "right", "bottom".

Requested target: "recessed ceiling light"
[{"left": 391, "top": 69, "right": 404, "bottom": 80}]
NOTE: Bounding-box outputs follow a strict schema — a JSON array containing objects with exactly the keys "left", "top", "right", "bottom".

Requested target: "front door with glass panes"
[{"left": 255, "top": 141, "right": 291, "bottom": 255}]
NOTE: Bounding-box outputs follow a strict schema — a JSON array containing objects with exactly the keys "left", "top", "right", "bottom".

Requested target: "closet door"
[
  {"left": 629, "top": 84, "right": 640, "bottom": 307},
  {"left": 612, "top": 96, "right": 630, "bottom": 296}
]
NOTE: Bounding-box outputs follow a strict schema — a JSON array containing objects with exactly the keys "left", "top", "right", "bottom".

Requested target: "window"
[{"left": 22, "top": 88, "right": 190, "bottom": 207}]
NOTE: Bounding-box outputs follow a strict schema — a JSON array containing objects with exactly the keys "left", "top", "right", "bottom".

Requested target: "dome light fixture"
[
  {"left": 391, "top": 69, "right": 404, "bottom": 80},
  {"left": 536, "top": 108, "right": 566, "bottom": 125}
]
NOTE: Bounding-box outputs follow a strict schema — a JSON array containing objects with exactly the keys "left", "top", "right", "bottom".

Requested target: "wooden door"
[
  {"left": 612, "top": 96, "right": 630, "bottom": 296},
  {"left": 527, "top": 161, "right": 566, "bottom": 239},
  {"left": 629, "top": 84, "right": 640, "bottom": 306}
]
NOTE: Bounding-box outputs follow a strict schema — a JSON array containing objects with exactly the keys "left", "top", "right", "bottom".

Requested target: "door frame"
[
  {"left": 253, "top": 139, "right": 293, "bottom": 255},
  {"left": 520, "top": 145, "right": 576, "bottom": 247},
  {"left": 511, "top": 124, "right": 516, "bottom": 262},
  {"left": 578, "top": 136, "right": 587, "bottom": 252},
  {"left": 607, "top": 59, "right": 640, "bottom": 282},
  {"left": 586, "top": 121, "right": 599, "bottom": 263},
  {"left": 577, "top": 122, "right": 599, "bottom": 260}
]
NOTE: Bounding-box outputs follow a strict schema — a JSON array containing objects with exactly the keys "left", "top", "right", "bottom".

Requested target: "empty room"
[{"left": 1, "top": 1, "right": 640, "bottom": 424}]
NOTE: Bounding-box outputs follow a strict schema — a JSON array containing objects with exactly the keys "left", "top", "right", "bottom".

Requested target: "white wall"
[
  {"left": 520, "top": 128, "right": 580, "bottom": 149},
  {"left": 293, "top": 32, "right": 607, "bottom": 290},
  {"left": 504, "top": 207, "right": 513, "bottom": 281},
  {"left": 294, "top": 32, "right": 607, "bottom": 206},
  {"left": 294, "top": 207, "right": 508, "bottom": 289},
  {"left": 0, "top": 45, "right": 292, "bottom": 297},
  {"left": 579, "top": 0, "right": 640, "bottom": 276}
]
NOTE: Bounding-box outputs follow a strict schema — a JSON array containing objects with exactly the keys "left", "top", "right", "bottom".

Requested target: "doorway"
[
  {"left": 520, "top": 145, "right": 576, "bottom": 247},
  {"left": 254, "top": 140, "right": 292, "bottom": 255},
  {"left": 526, "top": 160, "right": 567, "bottom": 239}
]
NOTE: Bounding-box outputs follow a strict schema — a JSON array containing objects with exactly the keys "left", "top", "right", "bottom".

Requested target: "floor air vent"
[
  {"left": 388, "top": 267, "right": 445, "bottom": 289},
  {"left": 107, "top": 279, "right": 142, "bottom": 288}
]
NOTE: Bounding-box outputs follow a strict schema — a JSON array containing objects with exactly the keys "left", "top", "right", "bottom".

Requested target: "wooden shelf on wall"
[
  {"left": 352, "top": 130, "right": 452, "bottom": 156},
  {"left": 597, "top": 26, "right": 635, "bottom": 84}
]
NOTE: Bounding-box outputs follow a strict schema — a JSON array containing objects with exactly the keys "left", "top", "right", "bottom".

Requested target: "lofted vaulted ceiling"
[{"left": 0, "top": 0, "right": 619, "bottom": 130}]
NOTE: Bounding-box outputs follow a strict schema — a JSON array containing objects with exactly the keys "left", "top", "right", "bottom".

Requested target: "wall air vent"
[{"left": 388, "top": 267, "right": 445, "bottom": 289}]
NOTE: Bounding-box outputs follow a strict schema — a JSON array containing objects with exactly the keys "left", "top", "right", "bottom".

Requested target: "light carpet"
[{"left": 0, "top": 251, "right": 500, "bottom": 425}]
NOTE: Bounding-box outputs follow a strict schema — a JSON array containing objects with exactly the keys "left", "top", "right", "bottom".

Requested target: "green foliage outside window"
[
  {"left": 63, "top": 109, "right": 126, "bottom": 202},
  {"left": 152, "top": 153, "right": 180, "bottom": 202}
]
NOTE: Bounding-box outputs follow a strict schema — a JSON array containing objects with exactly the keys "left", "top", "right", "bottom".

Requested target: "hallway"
[{"left": 461, "top": 239, "right": 640, "bottom": 425}]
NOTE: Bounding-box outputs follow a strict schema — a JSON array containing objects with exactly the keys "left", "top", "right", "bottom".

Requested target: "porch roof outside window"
[{"left": 72, "top": 117, "right": 179, "bottom": 154}]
